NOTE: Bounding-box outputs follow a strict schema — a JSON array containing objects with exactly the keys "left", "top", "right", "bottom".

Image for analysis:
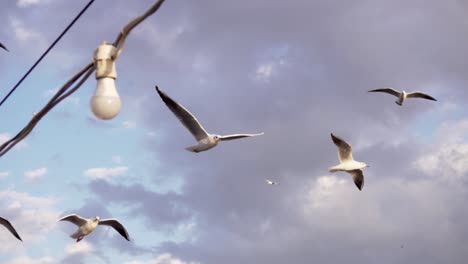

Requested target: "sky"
[{"left": 1, "top": 0, "right": 468, "bottom": 263}]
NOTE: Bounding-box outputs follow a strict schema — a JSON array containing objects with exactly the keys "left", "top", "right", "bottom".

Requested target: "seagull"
[
  {"left": 0, "top": 216, "right": 22, "bottom": 241},
  {"left": 265, "top": 179, "right": 278, "bottom": 185},
  {"left": 0, "top": 42, "right": 8, "bottom": 52},
  {"left": 58, "top": 214, "right": 130, "bottom": 242},
  {"left": 329, "top": 133, "right": 369, "bottom": 191},
  {"left": 368, "top": 88, "right": 436, "bottom": 106},
  {"left": 155, "top": 86, "right": 264, "bottom": 153}
]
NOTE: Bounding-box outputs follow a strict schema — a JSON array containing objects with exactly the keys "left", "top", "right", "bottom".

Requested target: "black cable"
[{"left": 0, "top": 0, "right": 95, "bottom": 108}]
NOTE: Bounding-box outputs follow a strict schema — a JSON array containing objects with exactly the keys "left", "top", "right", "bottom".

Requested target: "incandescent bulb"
[{"left": 90, "top": 77, "right": 121, "bottom": 120}]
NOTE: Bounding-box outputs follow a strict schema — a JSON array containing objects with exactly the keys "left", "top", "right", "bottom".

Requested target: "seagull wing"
[
  {"left": 0, "top": 217, "right": 22, "bottom": 241},
  {"left": 220, "top": 133, "right": 264, "bottom": 141},
  {"left": 348, "top": 169, "right": 364, "bottom": 191},
  {"left": 331, "top": 133, "right": 353, "bottom": 162},
  {"left": 406, "top": 92, "right": 437, "bottom": 101},
  {"left": 58, "top": 214, "right": 88, "bottom": 227},
  {"left": 99, "top": 218, "right": 130, "bottom": 241},
  {"left": 0, "top": 42, "right": 8, "bottom": 52},
  {"left": 368, "top": 88, "right": 401, "bottom": 98},
  {"left": 155, "top": 86, "right": 209, "bottom": 141}
]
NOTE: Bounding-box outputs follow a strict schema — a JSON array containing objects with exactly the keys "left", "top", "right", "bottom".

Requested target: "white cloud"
[
  {"left": 10, "top": 18, "right": 46, "bottom": 48},
  {"left": 24, "top": 167, "right": 48, "bottom": 181},
  {"left": 124, "top": 253, "right": 200, "bottom": 264},
  {"left": 0, "top": 132, "right": 28, "bottom": 150},
  {"left": 84, "top": 166, "right": 129, "bottom": 180},
  {"left": 254, "top": 56, "right": 288, "bottom": 83},
  {"left": 305, "top": 175, "right": 349, "bottom": 210},
  {"left": 415, "top": 142, "right": 468, "bottom": 182},
  {"left": 415, "top": 118, "right": 468, "bottom": 182},
  {"left": 43, "top": 88, "right": 58, "bottom": 97},
  {"left": 0, "top": 190, "right": 59, "bottom": 253},
  {"left": 298, "top": 174, "right": 463, "bottom": 250},
  {"left": 65, "top": 241, "right": 93, "bottom": 256},
  {"left": 135, "top": 23, "right": 189, "bottom": 63},
  {"left": 123, "top": 120, "right": 137, "bottom": 129},
  {"left": 433, "top": 119, "right": 468, "bottom": 144},
  {"left": 8, "top": 201, "right": 22, "bottom": 210},
  {"left": 255, "top": 63, "right": 274, "bottom": 82},
  {"left": 4, "top": 256, "right": 54, "bottom": 264},
  {"left": 16, "top": 0, "right": 50, "bottom": 8},
  {"left": 0, "top": 133, "right": 10, "bottom": 144},
  {"left": 0, "top": 171, "right": 11, "bottom": 179}
]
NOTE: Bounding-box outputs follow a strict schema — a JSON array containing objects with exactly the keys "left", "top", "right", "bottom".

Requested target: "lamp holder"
[{"left": 94, "top": 41, "right": 117, "bottom": 80}]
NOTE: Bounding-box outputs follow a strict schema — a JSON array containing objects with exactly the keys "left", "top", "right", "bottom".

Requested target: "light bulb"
[{"left": 90, "top": 77, "right": 121, "bottom": 120}]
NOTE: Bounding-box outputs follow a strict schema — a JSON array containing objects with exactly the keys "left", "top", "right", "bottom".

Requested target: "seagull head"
[
  {"left": 212, "top": 135, "right": 221, "bottom": 143},
  {"left": 360, "top": 162, "right": 369, "bottom": 168},
  {"left": 94, "top": 216, "right": 100, "bottom": 222}
]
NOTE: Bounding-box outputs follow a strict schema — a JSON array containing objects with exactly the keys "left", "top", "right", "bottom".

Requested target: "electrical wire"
[
  {"left": 0, "top": 63, "right": 95, "bottom": 156},
  {"left": 0, "top": 0, "right": 95, "bottom": 108}
]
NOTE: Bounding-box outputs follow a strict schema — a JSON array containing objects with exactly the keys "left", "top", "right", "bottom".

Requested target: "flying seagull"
[
  {"left": 58, "top": 214, "right": 130, "bottom": 242},
  {"left": 329, "top": 133, "right": 369, "bottom": 191},
  {"left": 0, "top": 216, "right": 22, "bottom": 241},
  {"left": 155, "top": 86, "right": 264, "bottom": 153},
  {"left": 0, "top": 42, "right": 8, "bottom": 52},
  {"left": 368, "top": 88, "right": 436, "bottom": 106},
  {"left": 265, "top": 179, "right": 278, "bottom": 185}
]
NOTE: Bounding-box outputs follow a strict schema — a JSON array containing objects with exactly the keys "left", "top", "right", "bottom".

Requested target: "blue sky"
[{"left": 1, "top": 0, "right": 468, "bottom": 263}]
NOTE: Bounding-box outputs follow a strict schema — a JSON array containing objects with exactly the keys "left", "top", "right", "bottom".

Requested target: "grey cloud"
[{"left": 132, "top": 1, "right": 468, "bottom": 263}]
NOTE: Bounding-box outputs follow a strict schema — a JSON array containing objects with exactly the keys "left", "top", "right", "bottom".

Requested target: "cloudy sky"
[{"left": 1, "top": 0, "right": 468, "bottom": 263}]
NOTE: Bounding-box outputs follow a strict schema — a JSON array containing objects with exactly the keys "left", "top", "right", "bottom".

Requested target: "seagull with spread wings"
[
  {"left": 368, "top": 88, "right": 436, "bottom": 106},
  {"left": 265, "top": 179, "right": 278, "bottom": 185},
  {"left": 155, "top": 86, "right": 264, "bottom": 153},
  {"left": 58, "top": 214, "right": 130, "bottom": 242},
  {"left": 0, "top": 216, "right": 22, "bottom": 241},
  {"left": 329, "top": 133, "right": 369, "bottom": 191}
]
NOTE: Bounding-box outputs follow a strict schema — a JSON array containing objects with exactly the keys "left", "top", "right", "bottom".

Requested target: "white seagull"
[
  {"left": 0, "top": 42, "right": 8, "bottom": 52},
  {"left": 368, "top": 88, "right": 437, "bottom": 106},
  {"left": 329, "top": 133, "right": 369, "bottom": 191},
  {"left": 0, "top": 216, "right": 22, "bottom": 241},
  {"left": 58, "top": 214, "right": 130, "bottom": 242},
  {"left": 265, "top": 179, "right": 278, "bottom": 185},
  {"left": 155, "top": 86, "right": 264, "bottom": 153}
]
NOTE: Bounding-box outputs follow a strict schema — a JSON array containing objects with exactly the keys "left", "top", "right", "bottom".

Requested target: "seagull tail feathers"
[
  {"left": 185, "top": 145, "right": 200, "bottom": 153},
  {"left": 70, "top": 231, "right": 80, "bottom": 239}
]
